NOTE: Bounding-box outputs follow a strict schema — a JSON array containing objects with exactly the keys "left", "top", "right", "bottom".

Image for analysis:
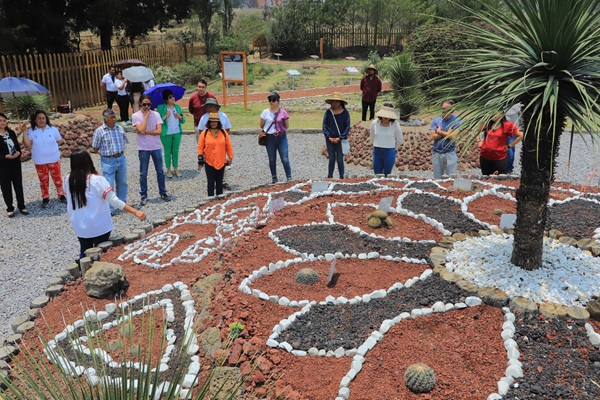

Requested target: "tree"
[
  {"left": 193, "top": 0, "right": 221, "bottom": 57},
  {"left": 430, "top": 0, "right": 600, "bottom": 270},
  {"left": 220, "top": 0, "right": 234, "bottom": 35}
]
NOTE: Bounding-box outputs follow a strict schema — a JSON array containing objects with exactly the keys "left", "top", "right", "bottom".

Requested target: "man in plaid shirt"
[{"left": 91, "top": 109, "right": 129, "bottom": 213}]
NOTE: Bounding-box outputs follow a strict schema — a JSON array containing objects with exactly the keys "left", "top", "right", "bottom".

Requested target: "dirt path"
[{"left": 180, "top": 82, "right": 393, "bottom": 106}]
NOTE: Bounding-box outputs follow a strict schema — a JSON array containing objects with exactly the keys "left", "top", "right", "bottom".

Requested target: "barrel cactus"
[
  {"left": 295, "top": 268, "right": 320, "bottom": 285},
  {"left": 366, "top": 210, "right": 393, "bottom": 229},
  {"left": 404, "top": 363, "right": 435, "bottom": 393},
  {"left": 368, "top": 217, "right": 382, "bottom": 228}
]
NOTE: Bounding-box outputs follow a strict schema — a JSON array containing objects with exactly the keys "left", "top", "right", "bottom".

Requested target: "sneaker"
[
  {"left": 160, "top": 194, "right": 171, "bottom": 202},
  {"left": 272, "top": 177, "right": 278, "bottom": 184},
  {"left": 59, "top": 195, "right": 67, "bottom": 204},
  {"left": 223, "top": 182, "right": 231, "bottom": 190},
  {"left": 140, "top": 197, "right": 148, "bottom": 206},
  {"left": 166, "top": 169, "right": 172, "bottom": 178},
  {"left": 41, "top": 198, "right": 50, "bottom": 208}
]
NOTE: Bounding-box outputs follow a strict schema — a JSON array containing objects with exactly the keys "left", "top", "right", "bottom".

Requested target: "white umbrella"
[{"left": 123, "top": 66, "right": 154, "bottom": 83}]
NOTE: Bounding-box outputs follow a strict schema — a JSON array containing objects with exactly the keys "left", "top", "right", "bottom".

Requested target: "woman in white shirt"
[
  {"left": 22, "top": 110, "right": 66, "bottom": 208},
  {"left": 370, "top": 105, "right": 404, "bottom": 177},
  {"left": 115, "top": 71, "right": 131, "bottom": 125},
  {"left": 64, "top": 150, "right": 145, "bottom": 260}
]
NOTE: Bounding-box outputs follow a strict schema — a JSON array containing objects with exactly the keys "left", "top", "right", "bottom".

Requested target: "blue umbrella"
[
  {"left": 143, "top": 83, "right": 186, "bottom": 107},
  {"left": 0, "top": 77, "right": 50, "bottom": 124}
]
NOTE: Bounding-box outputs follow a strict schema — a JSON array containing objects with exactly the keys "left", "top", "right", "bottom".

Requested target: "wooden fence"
[
  {"left": 309, "top": 27, "right": 406, "bottom": 51},
  {"left": 0, "top": 44, "right": 201, "bottom": 111}
]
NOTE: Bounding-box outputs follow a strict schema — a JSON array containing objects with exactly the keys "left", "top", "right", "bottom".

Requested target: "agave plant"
[
  {"left": 0, "top": 294, "right": 246, "bottom": 400},
  {"left": 384, "top": 53, "right": 425, "bottom": 120},
  {"left": 429, "top": 0, "right": 600, "bottom": 270},
  {"left": 3, "top": 95, "right": 51, "bottom": 121}
]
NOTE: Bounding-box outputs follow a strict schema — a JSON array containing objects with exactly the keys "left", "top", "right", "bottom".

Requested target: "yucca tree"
[{"left": 431, "top": 0, "right": 600, "bottom": 270}]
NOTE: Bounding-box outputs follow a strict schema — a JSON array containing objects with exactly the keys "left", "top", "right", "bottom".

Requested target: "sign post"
[{"left": 220, "top": 52, "right": 247, "bottom": 110}]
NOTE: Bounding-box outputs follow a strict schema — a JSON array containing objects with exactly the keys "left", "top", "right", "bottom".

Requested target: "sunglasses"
[
  {"left": 268, "top": 99, "right": 278, "bottom": 102},
  {"left": 141, "top": 103, "right": 151, "bottom": 106},
  {"left": 168, "top": 95, "right": 174, "bottom": 99}
]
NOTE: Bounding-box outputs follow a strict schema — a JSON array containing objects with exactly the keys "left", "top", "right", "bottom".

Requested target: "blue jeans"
[
  {"left": 506, "top": 136, "right": 516, "bottom": 173},
  {"left": 326, "top": 139, "right": 344, "bottom": 178},
  {"left": 100, "top": 155, "right": 128, "bottom": 212},
  {"left": 432, "top": 151, "right": 458, "bottom": 178},
  {"left": 139, "top": 149, "right": 167, "bottom": 199},
  {"left": 266, "top": 134, "right": 292, "bottom": 181},
  {"left": 373, "top": 147, "right": 396, "bottom": 176}
]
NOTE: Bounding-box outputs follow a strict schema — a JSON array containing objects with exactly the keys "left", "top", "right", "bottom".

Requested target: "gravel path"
[{"left": 1, "top": 130, "right": 599, "bottom": 340}]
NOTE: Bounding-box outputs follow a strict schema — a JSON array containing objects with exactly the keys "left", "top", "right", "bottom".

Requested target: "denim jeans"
[
  {"left": 326, "top": 139, "right": 344, "bottom": 178},
  {"left": 101, "top": 154, "right": 128, "bottom": 211},
  {"left": 139, "top": 149, "right": 167, "bottom": 199},
  {"left": 372, "top": 147, "right": 396, "bottom": 177},
  {"left": 266, "top": 134, "right": 292, "bottom": 181},
  {"left": 432, "top": 151, "right": 458, "bottom": 178}
]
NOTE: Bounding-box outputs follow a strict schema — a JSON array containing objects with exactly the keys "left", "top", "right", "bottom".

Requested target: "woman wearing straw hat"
[
  {"left": 360, "top": 64, "right": 382, "bottom": 121},
  {"left": 370, "top": 105, "right": 404, "bottom": 177},
  {"left": 197, "top": 113, "right": 233, "bottom": 197},
  {"left": 323, "top": 92, "right": 351, "bottom": 179}
]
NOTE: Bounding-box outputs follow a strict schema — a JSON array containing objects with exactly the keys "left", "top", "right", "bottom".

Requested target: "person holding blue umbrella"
[{"left": 157, "top": 89, "right": 185, "bottom": 178}]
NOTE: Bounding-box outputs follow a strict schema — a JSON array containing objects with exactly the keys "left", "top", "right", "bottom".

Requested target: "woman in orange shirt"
[{"left": 198, "top": 113, "right": 233, "bottom": 196}]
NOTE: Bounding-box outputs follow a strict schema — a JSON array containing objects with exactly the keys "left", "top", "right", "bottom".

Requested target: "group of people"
[
  {"left": 101, "top": 65, "right": 155, "bottom": 127},
  {"left": 429, "top": 100, "right": 523, "bottom": 178},
  {"left": 0, "top": 68, "right": 524, "bottom": 263}
]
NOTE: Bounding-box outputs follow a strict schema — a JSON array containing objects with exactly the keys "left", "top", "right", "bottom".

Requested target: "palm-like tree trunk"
[{"left": 511, "top": 110, "right": 566, "bottom": 270}]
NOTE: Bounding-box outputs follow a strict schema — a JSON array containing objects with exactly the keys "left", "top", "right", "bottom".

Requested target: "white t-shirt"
[
  {"left": 370, "top": 120, "right": 404, "bottom": 149},
  {"left": 166, "top": 109, "right": 180, "bottom": 135},
  {"left": 64, "top": 174, "right": 123, "bottom": 238},
  {"left": 102, "top": 73, "right": 118, "bottom": 92},
  {"left": 115, "top": 78, "right": 128, "bottom": 96},
  {"left": 27, "top": 125, "right": 62, "bottom": 165},
  {"left": 197, "top": 111, "right": 232, "bottom": 131}
]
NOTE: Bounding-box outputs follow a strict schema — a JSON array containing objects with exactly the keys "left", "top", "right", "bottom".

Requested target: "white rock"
[
  {"left": 291, "top": 350, "right": 307, "bottom": 356},
  {"left": 266, "top": 339, "right": 279, "bottom": 347},
  {"left": 338, "top": 387, "right": 350, "bottom": 399},
  {"left": 497, "top": 380, "right": 510, "bottom": 396},
  {"left": 455, "top": 302, "right": 467, "bottom": 309},
  {"left": 465, "top": 296, "right": 482, "bottom": 307},
  {"left": 334, "top": 347, "right": 345, "bottom": 358},
  {"left": 308, "top": 347, "right": 319, "bottom": 356},
  {"left": 379, "top": 320, "right": 394, "bottom": 334},
  {"left": 105, "top": 303, "right": 117, "bottom": 313},
  {"left": 411, "top": 309, "right": 423, "bottom": 318},
  {"left": 278, "top": 297, "right": 291, "bottom": 306},
  {"left": 506, "top": 364, "right": 523, "bottom": 379}
]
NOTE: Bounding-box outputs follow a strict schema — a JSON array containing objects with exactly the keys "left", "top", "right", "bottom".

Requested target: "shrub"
[
  {"left": 214, "top": 34, "right": 251, "bottom": 54},
  {"left": 171, "top": 58, "right": 219, "bottom": 87},
  {"left": 152, "top": 65, "right": 177, "bottom": 84},
  {"left": 3, "top": 95, "right": 51, "bottom": 120},
  {"left": 268, "top": 7, "right": 312, "bottom": 58}
]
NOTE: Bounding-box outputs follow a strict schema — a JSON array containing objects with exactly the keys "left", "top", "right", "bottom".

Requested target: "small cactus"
[
  {"left": 366, "top": 210, "right": 392, "bottom": 229},
  {"left": 295, "top": 268, "right": 320, "bottom": 285},
  {"left": 404, "top": 363, "right": 436, "bottom": 393},
  {"left": 368, "top": 217, "right": 382, "bottom": 228}
]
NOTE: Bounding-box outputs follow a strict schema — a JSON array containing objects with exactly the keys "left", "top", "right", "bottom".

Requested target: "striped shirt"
[{"left": 92, "top": 123, "right": 128, "bottom": 157}]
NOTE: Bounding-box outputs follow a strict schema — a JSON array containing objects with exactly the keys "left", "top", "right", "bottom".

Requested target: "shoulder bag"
[{"left": 258, "top": 110, "right": 279, "bottom": 146}]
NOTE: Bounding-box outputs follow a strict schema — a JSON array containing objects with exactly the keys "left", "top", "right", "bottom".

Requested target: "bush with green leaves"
[
  {"left": 268, "top": 6, "right": 312, "bottom": 59},
  {"left": 3, "top": 95, "right": 51, "bottom": 120},
  {"left": 152, "top": 65, "right": 177, "bottom": 85},
  {"left": 361, "top": 50, "right": 383, "bottom": 76},
  {"left": 170, "top": 58, "right": 219, "bottom": 87},
  {"left": 214, "top": 34, "right": 251, "bottom": 54}
]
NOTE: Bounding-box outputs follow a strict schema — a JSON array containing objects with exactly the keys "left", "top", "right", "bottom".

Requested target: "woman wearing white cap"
[
  {"left": 370, "top": 104, "right": 404, "bottom": 177},
  {"left": 323, "top": 92, "right": 350, "bottom": 179}
]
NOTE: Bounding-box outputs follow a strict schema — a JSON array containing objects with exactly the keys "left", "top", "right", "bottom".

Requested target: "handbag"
[
  {"left": 330, "top": 109, "right": 350, "bottom": 155},
  {"left": 258, "top": 110, "right": 280, "bottom": 146}
]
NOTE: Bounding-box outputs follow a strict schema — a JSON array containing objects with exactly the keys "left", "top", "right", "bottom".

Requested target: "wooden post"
[{"left": 320, "top": 38, "right": 324, "bottom": 63}]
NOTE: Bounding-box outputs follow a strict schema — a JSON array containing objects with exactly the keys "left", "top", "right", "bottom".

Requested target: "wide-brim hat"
[
  {"left": 365, "top": 64, "right": 378, "bottom": 74},
  {"left": 208, "top": 112, "right": 221, "bottom": 122},
  {"left": 376, "top": 106, "right": 398, "bottom": 120},
  {"left": 325, "top": 92, "right": 348, "bottom": 105},
  {"left": 202, "top": 98, "right": 221, "bottom": 109}
]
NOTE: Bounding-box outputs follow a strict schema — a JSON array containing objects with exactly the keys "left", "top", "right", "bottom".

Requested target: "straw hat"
[
  {"left": 365, "top": 64, "right": 378, "bottom": 74},
  {"left": 208, "top": 112, "right": 221, "bottom": 122},
  {"left": 376, "top": 105, "right": 398, "bottom": 120},
  {"left": 325, "top": 92, "right": 348, "bottom": 105},
  {"left": 202, "top": 98, "right": 221, "bottom": 109}
]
